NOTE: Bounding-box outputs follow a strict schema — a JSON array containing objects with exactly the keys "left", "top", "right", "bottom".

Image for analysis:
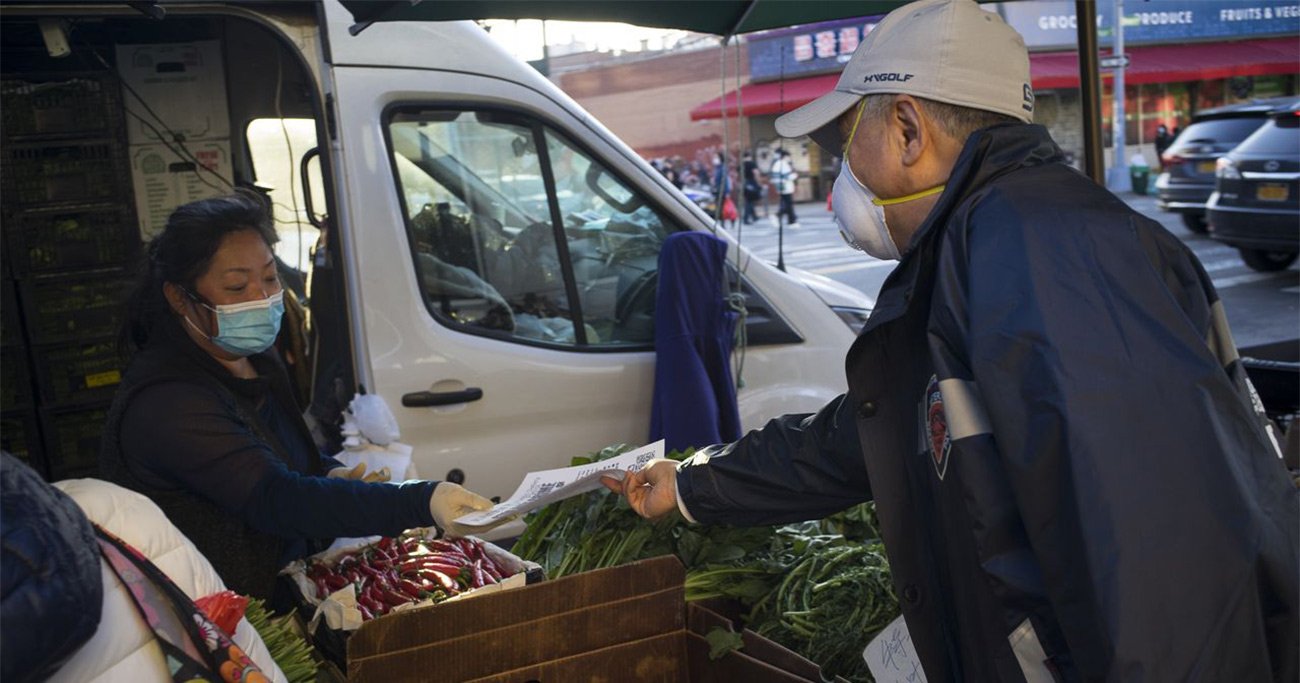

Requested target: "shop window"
[{"left": 386, "top": 108, "right": 677, "bottom": 349}]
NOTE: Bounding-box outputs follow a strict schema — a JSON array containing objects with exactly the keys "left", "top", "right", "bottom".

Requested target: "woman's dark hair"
[{"left": 121, "top": 189, "right": 278, "bottom": 353}]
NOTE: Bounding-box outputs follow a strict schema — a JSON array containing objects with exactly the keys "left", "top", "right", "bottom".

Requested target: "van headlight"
[{"left": 830, "top": 306, "right": 871, "bottom": 335}]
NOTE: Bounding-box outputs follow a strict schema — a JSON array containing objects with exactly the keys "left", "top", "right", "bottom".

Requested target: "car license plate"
[
  {"left": 1257, "top": 183, "right": 1290, "bottom": 202},
  {"left": 1196, "top": 161, "right": 1217, "bottom": 174}
]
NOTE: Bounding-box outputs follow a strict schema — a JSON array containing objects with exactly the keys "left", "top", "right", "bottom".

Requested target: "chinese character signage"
[
  {"left": 748, "top": 17, "right": 882, "bottom": 81},
  {"left": 747, "top": 1, "right": 1298, "bottom": 82}
]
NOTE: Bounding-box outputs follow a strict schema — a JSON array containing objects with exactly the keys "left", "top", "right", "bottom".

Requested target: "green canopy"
[
  {"left": 338, "top": 0, "right": 1105, "bottom": 183},
  {"left": 340, "top": 0, "right": 999, "bottom": 38}
]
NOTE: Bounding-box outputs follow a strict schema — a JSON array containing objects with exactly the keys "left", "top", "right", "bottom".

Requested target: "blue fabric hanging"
[{"left": 649, "top": 232, "right": 741, "bottom": 453}]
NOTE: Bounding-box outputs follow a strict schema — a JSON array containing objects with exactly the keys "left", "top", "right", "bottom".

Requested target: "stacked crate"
[{"left": 1, "top": 71, "right": 140, "bottom": 479}]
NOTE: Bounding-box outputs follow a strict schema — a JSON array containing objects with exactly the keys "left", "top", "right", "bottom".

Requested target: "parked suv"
[
  {"left": 1155, "top": 97, "right": 1298, "bottom": 233},
  {"left": 1207, "top": 104, "right": 1300, "bottom": 272}
]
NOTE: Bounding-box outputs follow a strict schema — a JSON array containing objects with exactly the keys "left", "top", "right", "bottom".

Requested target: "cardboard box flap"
[
  {"left": 347, "top": 556, "right": 686, "bottom": 679},
  {"left": 687, "top": 603, "right": 825, "bottom": 682},
  {"left": 463, "top": 631, "right": 687, "bottom": 683}
]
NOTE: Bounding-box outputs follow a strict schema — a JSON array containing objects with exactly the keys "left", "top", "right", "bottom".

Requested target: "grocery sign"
[{"left": 747, "top": 0, "right": 1300, "bottom": 82}]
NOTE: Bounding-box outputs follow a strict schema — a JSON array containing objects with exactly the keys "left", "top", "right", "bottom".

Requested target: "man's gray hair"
[{"left": 861, "top": 94, "right": 1019, "bottom": 144}]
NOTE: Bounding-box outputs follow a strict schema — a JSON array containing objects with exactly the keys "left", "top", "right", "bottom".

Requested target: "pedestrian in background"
[
  {"left": 769, "top": 148, "right": 799, "bottom": 228},
  {"left": 741, "top": 150, "right": 763, "bottom": 224}
]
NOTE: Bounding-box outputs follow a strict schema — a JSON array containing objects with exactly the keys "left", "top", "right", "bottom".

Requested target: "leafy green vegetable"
[
  {"left": 704, "top": 627, "right": 746, "bottom": 660},
  {"left": 513, "top": 444, "right": 899, "bottom": 682}
]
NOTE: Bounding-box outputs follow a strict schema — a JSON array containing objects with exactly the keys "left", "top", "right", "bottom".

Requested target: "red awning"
[
  {"left": 691, "top": 37, "right": 1300, "bottom": 120},
  {"left": 1031, "top": 36, "right": 1298, "bottom": 89},
  {"left": 690, "top": 73, "right": 839, "bottom": 121}
]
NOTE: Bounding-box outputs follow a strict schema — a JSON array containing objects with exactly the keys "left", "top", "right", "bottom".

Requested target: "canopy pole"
[
  {"left": 724, "top": 0, "right": 759, "bottom": 43},
  {"left": 1076, "top": 0, "right": 1105, "bottom": 184}
]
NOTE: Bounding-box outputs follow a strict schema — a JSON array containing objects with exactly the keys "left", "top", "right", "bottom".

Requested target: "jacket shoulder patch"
[{"left": 926, "top": 375, "right": 951, "bottom": 480}]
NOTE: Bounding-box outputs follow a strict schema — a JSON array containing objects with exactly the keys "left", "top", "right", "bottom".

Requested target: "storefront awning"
[
  {"left": 1030, "top": 36, "right": 1298, "bottom": 89},
  {"left": 690, "top": 36, "right": 1299, "bottom": 120},
  {"left": 690, "top": 73, "right": 840, "bottom": 121}
]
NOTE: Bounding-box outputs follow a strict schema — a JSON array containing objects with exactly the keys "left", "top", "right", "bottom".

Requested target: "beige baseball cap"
[{"left": 775, "top": 0, "right": 1033, "bottom": 154}]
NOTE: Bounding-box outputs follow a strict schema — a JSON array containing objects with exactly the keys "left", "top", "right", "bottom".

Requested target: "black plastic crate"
[
  {"left": 1, "top": 278, "right": 19, "bottom": 346},
  {"left": 34, "top": 340, "right": 123, "bottom": 407},
  {"left": 41, "top": 402, "right": 109, "bottom": 480},
  {"left": 19, "top": 272, "right": 131, "bottom": 344},
  {"left": 2, "top": 139, "right": 128, "bottom": 207},
  {"left": 0, "top": 73, "right": 123, "bottom": 139},
  {"left": 1, "top": 346, "right": 33, "bottom": 410},
  {"left": 1, "top": 410, "right": 44, "bottom": 476},
  {"left": 5, "top": 205, "right": 141, "bottom": 275}
]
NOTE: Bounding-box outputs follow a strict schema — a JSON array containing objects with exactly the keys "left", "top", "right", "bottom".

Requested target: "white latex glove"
[
  {"left": 327, "top": 462, "right": 391, "bottom": 483},
  {"left": 429, "top": 482, "right": 495, "bottom": 537}
]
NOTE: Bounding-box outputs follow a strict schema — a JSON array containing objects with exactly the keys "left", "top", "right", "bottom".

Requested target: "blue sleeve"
[
  {"left": 120, "top": 381, "right": 436, "bottom": 540},
  {"left": 243, "top": 471, "right": 436, "bottom": 540},
  {"left": 675, "top": 394, "right": 870, "bottom": 526}
]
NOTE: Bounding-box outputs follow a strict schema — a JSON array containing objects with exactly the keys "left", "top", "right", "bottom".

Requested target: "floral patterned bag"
[{"left": 95, "top": 526, "right": 270, "bottom": 683}]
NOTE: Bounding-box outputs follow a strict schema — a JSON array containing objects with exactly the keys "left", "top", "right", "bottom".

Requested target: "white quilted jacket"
[{"left": 48, "top": 479, "right": 288, "bottom": 683}]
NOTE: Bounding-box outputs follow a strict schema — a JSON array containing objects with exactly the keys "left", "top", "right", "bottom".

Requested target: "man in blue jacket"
[{"left": 605, "top": 0, "right": 1298, "bottom": 680}]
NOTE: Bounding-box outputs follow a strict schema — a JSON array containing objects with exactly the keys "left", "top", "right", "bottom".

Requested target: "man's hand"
[{"left": 600, "top": 459, "right": 679, "bottom": 520}]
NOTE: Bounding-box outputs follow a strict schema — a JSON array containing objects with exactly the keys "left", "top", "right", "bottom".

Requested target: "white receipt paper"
[
  {"left": 864, "top": 614, "right": 928, "bottom": 683},
  {"left": 454, "top": 440, "right": 665, "bottom": 528}
]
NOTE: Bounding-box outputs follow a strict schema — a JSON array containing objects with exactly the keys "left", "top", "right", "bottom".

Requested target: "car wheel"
[
  {"left": 1239, "top": 249, "right": 1299, "bottom": 272},
  {"left": 1181, "top": 213, "right": 1208, "bottom": 234}
]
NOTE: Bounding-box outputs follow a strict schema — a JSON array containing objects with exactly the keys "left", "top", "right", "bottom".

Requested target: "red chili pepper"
[
  {"left": 481, "top": 560, "right": 503, "bottom": 583},
  {"left": 420, "top": 569, "right": 459, "bottom": 594},
  {"left": 377, "top": 537, "right": 393, "bottom": 553},
  {"left": 358, "top": 593, "right": 382, "bottom": 614},
  {"left": 426, "top": 540, "right": 463, "bottom": 555},
  {"left": 398, "top": 579, "right": 424, "bottom": 600},
  {"left": 324, "top": 574, "right": 349, "bottom": 590},
  {"left": 358, "top": 604, "right": 374, "bottom": 621},
  {"left": 380, "top": 589, "right": 409, "bottom": 608},
  {"left": 315, "top": 577, "right": 330, "bottom": 599}
]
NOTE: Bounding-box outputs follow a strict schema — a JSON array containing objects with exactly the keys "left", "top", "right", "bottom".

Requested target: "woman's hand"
[
  {"left": 429, "top": 482, "right": 496, "bottom": 537},
  {"left": 327, "top": 462, "right": 390, "bottom": 483}
]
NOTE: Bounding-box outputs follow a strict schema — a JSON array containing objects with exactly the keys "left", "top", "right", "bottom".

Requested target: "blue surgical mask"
[{"left": 183, "top": 289, "right": 285, "bottom": 356}]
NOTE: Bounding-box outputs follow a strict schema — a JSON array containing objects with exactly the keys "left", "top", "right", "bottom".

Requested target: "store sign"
[
  {"left": 748, "top": 16, "right": 883, "bottom": 81},
  {"left": 999, "top": 0, "right": 1300, "bottom": 48}
]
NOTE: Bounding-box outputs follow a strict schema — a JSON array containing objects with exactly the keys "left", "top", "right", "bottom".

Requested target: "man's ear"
[{"left": 893, "top": 95, "right": 927, "bottom": 168}]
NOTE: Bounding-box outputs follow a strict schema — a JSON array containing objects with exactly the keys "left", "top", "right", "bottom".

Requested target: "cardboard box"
[
  {"left": 115, "top": 41, "right": 230, "bottom": 144},
  {"left": 129, "top": 139, "right": 231, "bottom": 238},
  {"left": 346, "top": 556, "right": 841, "bottom": 682}
]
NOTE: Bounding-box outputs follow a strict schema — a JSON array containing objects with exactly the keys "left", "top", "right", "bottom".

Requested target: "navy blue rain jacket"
[
  {"left": 1, "top": 452, "right": 104, "bottom": 682},
  {"left": 649, "top": 231, "right": 742, "bottom": 453},
  {"left": 676, "top": 124, "right": 1298, "bottom": 682}
]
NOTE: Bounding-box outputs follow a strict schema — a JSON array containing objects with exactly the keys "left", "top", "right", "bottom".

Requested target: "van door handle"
[{"left": 402, "top": 388, "right": 484, "bottom": 407}]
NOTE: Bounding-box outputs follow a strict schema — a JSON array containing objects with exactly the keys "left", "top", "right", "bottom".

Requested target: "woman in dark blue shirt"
[{"left": 101, "top": 191, "right": 496, "bottom": 601}]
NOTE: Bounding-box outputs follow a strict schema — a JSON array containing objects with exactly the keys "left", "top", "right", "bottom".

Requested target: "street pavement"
[{"left": 729, "top": 193, "right": 1298, "bottom": 351}]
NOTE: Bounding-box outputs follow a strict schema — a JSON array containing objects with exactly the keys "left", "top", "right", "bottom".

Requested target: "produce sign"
[
  {"left": 514, "top": 445, "right": 899, "bottom": 683},
  {"left": 296, "top": 533, "right": 532, "bottom": 623}
]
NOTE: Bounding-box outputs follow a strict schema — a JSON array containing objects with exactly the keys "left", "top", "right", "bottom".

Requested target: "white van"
[{"left": 1, "top": 1, "right": 871, "bottom": 499}]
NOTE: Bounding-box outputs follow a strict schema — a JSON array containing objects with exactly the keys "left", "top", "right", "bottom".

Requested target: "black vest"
[{"left": 100, "top": 317, "right": 322, "bottom": 599}]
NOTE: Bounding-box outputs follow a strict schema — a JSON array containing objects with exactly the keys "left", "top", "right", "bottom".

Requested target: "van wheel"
[
  {"left": 1240, "top": 249, "right": 1299, "bottom": 272},
  {"left": 1181, "top": 213, "right": 1208, "bottom": 234}
]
